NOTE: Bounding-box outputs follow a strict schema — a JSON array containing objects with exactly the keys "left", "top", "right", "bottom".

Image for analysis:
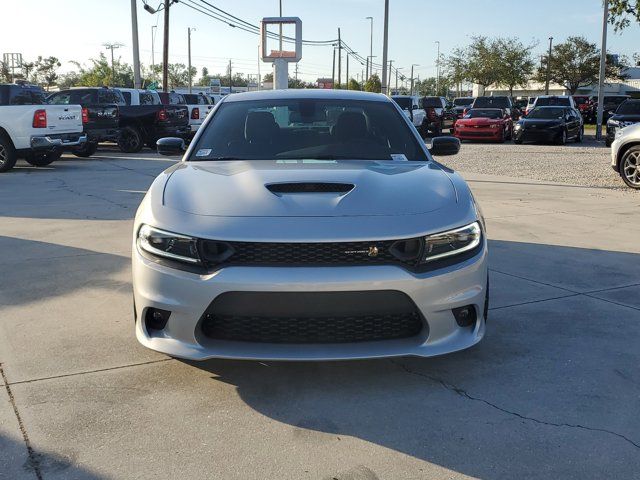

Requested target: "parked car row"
[{"left": 0, "top": 82, "right": 218, "bottom": 172}]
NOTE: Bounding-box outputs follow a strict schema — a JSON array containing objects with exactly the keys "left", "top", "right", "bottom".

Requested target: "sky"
[{"left": 1, "top": 0, "right": 639, "bottom": 84}]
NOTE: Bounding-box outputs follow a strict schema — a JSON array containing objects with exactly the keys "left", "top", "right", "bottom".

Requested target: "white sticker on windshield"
[
  {"left": 196, "top": 149, "right": 212, "bottom": 157},
  {"left": 390, "top": 154, "right": 408, "bottom": 162}
]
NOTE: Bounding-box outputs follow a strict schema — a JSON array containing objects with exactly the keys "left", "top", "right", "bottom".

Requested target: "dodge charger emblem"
[{"left": 368, "top": 246, "right": 379, "bottom": 257}]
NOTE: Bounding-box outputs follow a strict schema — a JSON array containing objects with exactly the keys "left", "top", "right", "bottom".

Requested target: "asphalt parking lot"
[{"left": 1, "top": 144, "right": 639, "bottom": 479}]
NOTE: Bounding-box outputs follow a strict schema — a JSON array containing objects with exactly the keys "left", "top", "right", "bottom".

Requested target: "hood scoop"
[{"left": 266, "top": 182, "right": 354, "bottom": 195}]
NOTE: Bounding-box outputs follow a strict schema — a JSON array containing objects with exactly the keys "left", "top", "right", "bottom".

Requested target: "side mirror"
[
  {"left": 429, "top": 136, "right": 460, "bottom": 156},
  {"left": 157, "top": 137, "right": 186, "bottom": 156}
]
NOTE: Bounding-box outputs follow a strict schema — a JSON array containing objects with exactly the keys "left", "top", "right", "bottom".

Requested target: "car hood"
[
  {"left": 610, "top": 114, "right": 640, "bottom": 122},
  {"left": 458, "top": 118, "right": 503, "bottom": 126},
  {"left": 162, "top": 160, "right": 456, "bottom": 217}
]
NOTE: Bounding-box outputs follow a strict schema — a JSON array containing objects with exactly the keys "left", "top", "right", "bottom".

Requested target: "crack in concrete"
[
  {"left": 389, "top": 359, "right": 640, "bottom": 451},
  {"left": 50, "top": 177, "right": 132, "bottom": 211},
  {"left": 0, "top": 363, "right": 43, "bottom": 480}
]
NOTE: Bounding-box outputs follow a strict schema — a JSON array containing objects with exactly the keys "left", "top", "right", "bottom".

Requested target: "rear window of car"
[
  {"left": 605, "top": 96, "right": 630, "bottom": 106},
  {"left": 453, "top": 98, "right": 474, "bottom": 106},
  {"left": 191, "top": 98, "right": 429, "bottom": 162},
  {"left": 391, "top": 97, "right": 413, "bottom": 110},
  {"left": 48, "top": 90, "right": 95, "bottom": 105},
  {"left": 535, "top": 97, "right": 570, "bottom": 107},
  {"left": 474, "top": 97, "right": 510, "bottom": 109},
  {"left": 139, "top": 91, "right": 158, "bottom": 105},
  {"left": 422, "top": 97, "right": 443, "bottom": 108},
  {"left": 6, "top": 88, "right": 45, "bottom": 105},
  {"left": 98, "top": 90, "right": 126, "bottom": 106},
  {"left": 121, "top": 91, "right": 132, "bottom": 105},
  {"left": 616, "top": 101, "right": 640, "bottom": 114}
]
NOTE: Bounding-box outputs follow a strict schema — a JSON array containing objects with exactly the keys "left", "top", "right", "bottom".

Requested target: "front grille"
[
  {"left": 458, "top": 130, "right": 496, "bottom": 137},
  {"left": 199, "top": 291, "right": 425, "bottom": 344},
  {"left": 199, "top": 238, "right": 423, "bottom": 268}
]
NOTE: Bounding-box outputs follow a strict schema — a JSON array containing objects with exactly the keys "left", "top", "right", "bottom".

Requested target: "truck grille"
[{"left": 199, "top": 291, "right": 425, "bottom": 344}]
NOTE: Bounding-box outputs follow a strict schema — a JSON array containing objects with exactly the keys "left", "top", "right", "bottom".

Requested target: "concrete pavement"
[{"left": 1, "top": 151, "right": 639, "bottom": 479}]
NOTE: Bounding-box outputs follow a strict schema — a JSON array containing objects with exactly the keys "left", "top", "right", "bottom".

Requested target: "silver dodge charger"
[{"left": 132, "top": 89, "right": 488, "bottom": 360}]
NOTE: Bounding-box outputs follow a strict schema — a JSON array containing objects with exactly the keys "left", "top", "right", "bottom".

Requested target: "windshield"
[
  {"left": 465, "top": 109, "right": 503, "bottom": 119},
  {"left": 527, "top": 107, "right": 566, "bottom": 119},
  {"left": 616, "top": 101, "right": 640, "bottom": 115},
  {"left": 453, "top": 98, "right": 474, "bottom": 106},
  {"left": 474, "top": 97, "right": 510, "bottom": 108},
  {"left": 190, "top": 98, "right": 429, "bottom": 162},
  {"left": 391, "top": 97, "right": 412, "bottom": 110},
  {"left": 535, "top": 97, "right": 570, "bottom": 107},
  {"left": 422, "top": 97, "right": 442, "bottom": 108}
]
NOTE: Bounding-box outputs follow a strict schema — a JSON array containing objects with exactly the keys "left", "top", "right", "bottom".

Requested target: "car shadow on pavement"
[
  {"left": 0, "top": 432, "right": 108, "bottom": 479},
  {"left": 0, "top": 236, "right": 130, "bottom": 308},
  {"left": 181, "top": 239, "right": 640, "bottom": 479}
]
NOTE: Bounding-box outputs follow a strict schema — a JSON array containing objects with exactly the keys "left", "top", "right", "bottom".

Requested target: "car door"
[
  {"left": 565, "top": 109, "right": 579, "bottom": 137},
  {"left": 442, "top": 98, "right": 456, "bottom": 129}
]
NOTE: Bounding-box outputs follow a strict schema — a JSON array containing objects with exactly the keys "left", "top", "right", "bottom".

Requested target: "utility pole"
[
  {"left": 279, "top": 0, "right": 283, "bottom": 51},
  {"left": 187, "top": 27, "right": 195, "bottom": 93},
  {"left": 162, "top": 0, "right": 170, "bottom": 92},
  {"left": 435, "top": 40, "right": 440, "bottom": 95},
  {"left": 596, "top": 0, "right": 609, "bottom": 140},
  {"left": 381, "top": 0, "right": 389, "bottom": 95},
  {"left": 545, "top": 36, "right": 553, "bottom": 95},
  {"left": 337, "top": 28, "right": 342, "bottom": 89},
  {"left": 295, "top": 62, "right": 298, "bottom": 82},
  {"left": 365, "top": 16, "right": 373, "bottom": 80},
  {"left": 103, "top": 43, "right": 123, "bottom": 86},
  {"left": 130, "top": 0, "right": 141, "bottom": 88},
  {"left": 151, "top": 26, "right": 157, "bottom": 80},
  {"left": 410, "top": 63, "right": 418, "bottom": 95},
  {"left": 346, "top": 52, "right": 350, "bottom": 89},
  {"left": 257, "top": 44, "right": 262, "bottom": 90},
  {"left": 332, "top": 47, "right": 336, "bottom": 88},
  {"left": 228, "top": 59, "right": 232, "bottom": 93},
  {"left": 387, "top": 60, "right": 393, "bottom": 93}
]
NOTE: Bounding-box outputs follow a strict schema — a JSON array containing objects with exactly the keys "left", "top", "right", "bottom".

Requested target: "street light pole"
[
  {"left": 410, "top": 64, "right": 419, "bottom": 95},
  {"left": 103, "top": 43, "right": 123, "bottom": 86},
  {"left": 545, "top": 36, "right": 553, "bottom": 95},
  {"left": 596, "top": 0, "right": 609, "bottom": 141},
  {"left": 130, "top": 0, "right": 142, "bottom": 88},
  {"left": 187, "top": 27, "right": 195, "bottom": 93},
  {"left": 151, "top": 26, "right": 157, "bottom": 80},
  {"left": 381, "top": 0, "right": 389, "bottom": 95},
  {"left": 435, "top": 40, "right": 440, "bottom": 95},
  {"left": 366, "top": 16, "right": 373, "bottom": 80},
  {"left": 162, "top": 0, "right": 170, "bottom": 92},
  {"left": 279, "top": 0, "right": 283, "bottom": 52}
]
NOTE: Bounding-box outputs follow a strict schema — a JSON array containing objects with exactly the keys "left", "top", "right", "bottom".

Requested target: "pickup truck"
[
  {"left": 111, "top": 88, "right": 190, "bottom": 152},
  {"left": 422, "top": 96, "right": 457, "bottom": 135},
  {"left": 182, "top": 93, "right": 213, "bottom": 135},
  {"left": 391, "top": 95, "right": 427, "bottom": 137},
  {"left": 47, "top": 88, "right": 120, "bottom": 157},
  {"left": 157, "top": 91, "right": 207, "bottom": 137},
  {"left": 0, "top": 83, "right": 86, "bottom": 172}
]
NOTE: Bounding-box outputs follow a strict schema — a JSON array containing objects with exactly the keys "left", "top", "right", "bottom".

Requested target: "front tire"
[
  {"left": 619, "top": 146, "right": 640, "bottom": 189},
  {"left": 72, "top": 141, "right": 98, "bottom": 158},
  {"left": 0, "top": 134, "right": 17, "bottom": 173},
  {"left": 24, "top": 149, "right": 62, "bottom": 167},
  {"left": 557, "top": 129, "right": 567, "bottom": 145},
  {"left": 575, "top": 127, "right": 584, "bottom": 143},
  {"left": 118, "top": 126, "right": 144, "bottom": 153}
]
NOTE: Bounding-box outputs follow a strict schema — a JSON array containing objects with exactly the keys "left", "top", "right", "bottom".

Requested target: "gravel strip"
[{"left": 434, "top": 137, "right": 628, "bottom": 191}]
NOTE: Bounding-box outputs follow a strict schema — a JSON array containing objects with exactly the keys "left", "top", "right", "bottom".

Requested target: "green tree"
[
  {"left": 494, "top": 38, "right": 536, "bottom": 97},
  {"left": 363, "top": 74, "right": 381, "bottom": 93},
  {"left": 535, "top": 36, "right": 627, "bottom": 94},
  {"left": 465, "top": 36, "right": 501, "bottom": 91},
  {"left": 347, "top": 78, "right": 361, "bottom": 91},
  {"left": 263, "top": 72, "right": 274, "bottom": 83},
  {"left": 34, "top": 56, "right": 61, "bottom": 91},
  {"left": 197, "top": 66, "right": 211, "bottom": 86},
  {"left": 0, "top": 62, "right": 10, "bottom": 82},
  {"left": 443, "top": 47, "right": 469, "bottom": 96},
  {"left": 70, "top": 53, "right": 134, "bottom": 87},
  {"left": 21, "top": 61, "right": 36, "bottom": 82},
  {"left": 609, "top": 0, "right": 640, "bottom": 31}
]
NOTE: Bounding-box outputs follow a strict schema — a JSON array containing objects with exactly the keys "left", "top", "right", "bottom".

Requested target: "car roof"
[{"left": 224, "top": 89, "right": 389, "bottom": 103}]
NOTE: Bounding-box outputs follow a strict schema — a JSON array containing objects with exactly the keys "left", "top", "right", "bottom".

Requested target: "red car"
[{"left": 454, "top": 108, "right": 512, "bottom": 142}]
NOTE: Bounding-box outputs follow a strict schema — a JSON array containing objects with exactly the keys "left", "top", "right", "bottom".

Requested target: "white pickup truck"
[
  {"left": 0, "top": 83, "right": 86, "bottom": 172},
  {"left": 391, "top": 95, "right": 427, "bottom": 137}
]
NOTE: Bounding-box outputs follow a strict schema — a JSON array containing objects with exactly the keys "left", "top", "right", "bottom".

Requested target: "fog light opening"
[
  {"left": 452, "top": 305, "right": 477, "bottom": 328},
  {"left": 145, "top": 308, "right": 171, "bottom": 331}
]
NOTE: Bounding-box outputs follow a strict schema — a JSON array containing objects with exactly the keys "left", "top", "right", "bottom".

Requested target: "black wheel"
[
  {"left": 72, "top": 141, "right": 98, "bottom": 158},
  {"left": 146, "top": 139, "right": 157, "bottom": 150},
  {"left": 506, "top": 125, "right": 513, "bottom": 140},
  {"left": 575, "top": 127, "right": 584, "bottom": 143},
  {"left": 498, "top": 128, "right": 505, "bottom": 143},
  {"left": 118, "top": 126, "right": 143, "bottom": 153},
  {"left": 432, "top": 123, "right": 442, "bottom": 136},
  {"left": 619, "top": 145, "right": 640, "bottom": 189},
  {"left": 513, "top": 137, "right": 523, "bottom": 145},
  {"left": 0, "top": 134, "right": 17, "bottom": 173},
  {"left": 24, "top": 149, "right": 62, "bottom": 167},
  {"left": 418, "top": 122, "right": 428, "bottom": 138}
]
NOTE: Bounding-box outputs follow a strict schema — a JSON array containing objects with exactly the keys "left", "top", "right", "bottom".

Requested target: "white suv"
[{"left": 611, "top": 123, "right": 640, "bottom": 189}]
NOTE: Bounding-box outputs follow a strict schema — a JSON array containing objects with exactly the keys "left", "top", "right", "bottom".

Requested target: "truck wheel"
[
  {"left": 146, "top": 139, "right": 157, "bottom": 150},
  {"left": 25, "top": 150, "right": 62, "bottom": 167},
  {"left": 118, "top": 126, "right": 143, "bottom": 153},
  {"left": 73, "top": 141, "right": 98, "bottom": 158},
  {"left": 0, "top": 135, "right": 17, "bottom": 173}
]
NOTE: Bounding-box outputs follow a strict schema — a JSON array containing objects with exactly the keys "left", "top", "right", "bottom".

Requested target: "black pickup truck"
[{"left": 47, "top": 88, "right": 120, "bottom": 157}]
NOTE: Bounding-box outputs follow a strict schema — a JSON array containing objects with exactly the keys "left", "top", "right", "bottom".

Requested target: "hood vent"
[{"left": 266, "top": 182, "right": 354, "bottom": 195}]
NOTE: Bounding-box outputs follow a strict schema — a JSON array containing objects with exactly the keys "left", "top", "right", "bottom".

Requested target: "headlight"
[
  {"left": 421, "top": 222, "right": 482, "bottom": 263},
  {"left": 490, "top": 124, "right": 499, "bottom": 129},
  {"left": 138, "top": 224, "right": 201, "bottom": 264},
  {"left": 514, "top": 123, "right": 522, "bottom": 130}
]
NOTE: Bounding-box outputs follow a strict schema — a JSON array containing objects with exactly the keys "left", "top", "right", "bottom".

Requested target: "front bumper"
[
  {"left": 30, "top": 133, "right": 87, "bottom": 150},
  {"left": 513, "top": 128, "right": 559, "bottom": 143},
  {"left": 455, "top": 127, "right": 502, "bottom": 141},
  {"left": 132, "top": 241, "right": 488, "bottom": 361}
]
